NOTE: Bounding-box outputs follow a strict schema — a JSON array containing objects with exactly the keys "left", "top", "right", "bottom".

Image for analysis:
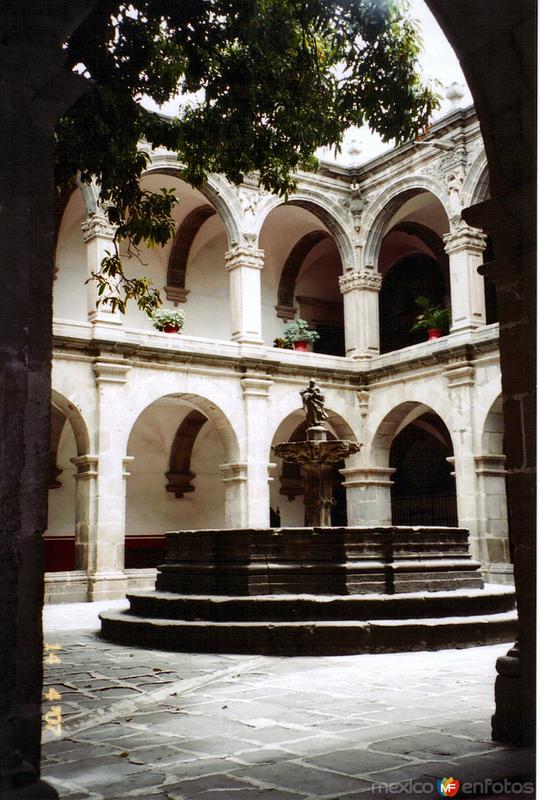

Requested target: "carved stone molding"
[
  {"left": 224, "top": 244, "right": 265, "bottom": 271},
  {"left": 219, "top": 462, "right": 248, "bottom": 483},
  {"left": 93, "top": 358, "right": 132, "bottom": 384},
  {"left": 81, "top": 213, "right": 115, "bottom": 243},
  {"left": 338, "top": 270, "right": 383, "bottom": 294},
  {"left": 241, "top": 375, "right": 273, "bottom": 398},
  {"left": 474, "top": 454, "right": 507, "bottom": 477},
  {"left": 166, "top": 470, "right": 196, "bottom": 498},
  {"left": 444, "top": 362, "right": 476, "bottom": 389},
  {"left": 340, "top": 466, "right": 395, "bottom": 487},
  {"left": 444, "top": 222, "right": 487, "bottom": 254},
  {"left": 275, "top": 303, "right": 297, "bottom": 321},
  {"left": 71, "top": 455, "right": 99, "bottom": 480},
  {"left": 164, "top": 286, "right": 190, "bottom": 304}
]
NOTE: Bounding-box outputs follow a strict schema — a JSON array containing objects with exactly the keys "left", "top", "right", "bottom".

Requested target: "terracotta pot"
[
  {"left": 163, "top": 324, "right": 180, "bottom": 333},
  {"left": 427, "top": 328, "right": 442, "bottom": 340},
  {"left": 293, "top": 340, "right": 309, "bottom": 351}
]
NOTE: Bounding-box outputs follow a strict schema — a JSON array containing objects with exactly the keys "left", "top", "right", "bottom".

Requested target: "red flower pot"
[
  {"left": 427, "top": 328, "right": 442, "bottom": 340},
  {"left": 163, "top": 324, "right": 180, "bottom": 333},
  {"left": 293, "top": 340, "right": 309, "bottom": 351}
]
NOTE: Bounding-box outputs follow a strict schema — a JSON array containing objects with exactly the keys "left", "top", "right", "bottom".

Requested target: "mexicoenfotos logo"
[{"left": 437, "top": 777, "right": 460, "bottom": 797}]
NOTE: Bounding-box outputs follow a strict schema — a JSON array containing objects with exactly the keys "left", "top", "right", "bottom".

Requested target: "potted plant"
[
  {"left": 150, "top": 308, "right": 185, "bottom": 333},
  {"left": 273, "top": 337, "right": 292, "bottom": 349},
  {"left": 410, "top": 296, "right": 450, "bottom": 340},
  {"left": 282, "top": 318, "right": 320, "bottom": 351}
]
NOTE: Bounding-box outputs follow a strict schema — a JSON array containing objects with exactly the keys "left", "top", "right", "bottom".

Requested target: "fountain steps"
[
  {"left": 120, "top": 585, "right": 516, "bottom": 621},
  {"left": 100, "top": 527, "right": 516, "bottom": 655},
  {"left": 100, "top": 598, "right": 516, "bottom": 656}
]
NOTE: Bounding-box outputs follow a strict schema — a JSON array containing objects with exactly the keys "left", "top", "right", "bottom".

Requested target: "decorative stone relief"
[
  {"left": 81, "top": 213, "right": 115, "bottom": 243},
  {"left": 444, "top": 221, "right": 487, "bottom": 253},
  {"left": 338, "top": 270, "right": 383, "bottom": 294},
  {"left": 224, "top": 244, "right": 265, "bottom": 271}
]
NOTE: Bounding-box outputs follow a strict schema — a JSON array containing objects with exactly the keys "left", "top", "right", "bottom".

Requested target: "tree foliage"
[{"left": 56, "top": 0, "right": 439, "bottom": 312}]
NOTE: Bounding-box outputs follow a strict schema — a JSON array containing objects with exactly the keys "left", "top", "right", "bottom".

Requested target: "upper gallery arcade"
[{"left": 47, "top": 102, "right": 510, "bottom": 603}]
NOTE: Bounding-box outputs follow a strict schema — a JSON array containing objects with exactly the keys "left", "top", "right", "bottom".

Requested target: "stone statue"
[{"left": 301, "top": 379, "right": 328, "bottom": 428}]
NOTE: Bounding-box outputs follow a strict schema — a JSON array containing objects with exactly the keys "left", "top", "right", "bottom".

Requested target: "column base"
[
  {"left": 232, "top": 335, "right": 264, "bottom": 345},
  {"left": 87, "top": 571, "right": 128, "bottom": 601},
  {"left": 2, "top": 780, "right": 58, "bottom": 799},
  {"left": 492, "top": 644, "right": 533, "bottom": 745}
]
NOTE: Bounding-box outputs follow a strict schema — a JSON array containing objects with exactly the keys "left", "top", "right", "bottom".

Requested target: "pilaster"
[
  {"left": 224, "top": 244, "right": 265, "bottom": 344},
  {"left": 89, "top": 357, "right": 132, "bottom": 600},
  {"left": 340, "top": 466, "right": 395, "bottom": 525},
  {"left": 240, "top": 375, "right": 274, "bottom": 526},
  {"left": 339, "top": 270, "right": 382, "bottom": 361},
  {"left": 81, "top": 213, "right": 123, "bottom": 328},
  {"left": 443, "top": 222, "right": 487, "bottom": 333},
  {"left": 474, "top": 454, "right": 512, "bottom": 582},
  {"left": 219, "top": 461, "right": 248, "bottom": 527},
  {"left": 444, "top": 362, "right": 482, "bottom": 562},
  {"left": 70, "top": 455, "right": 98, "bottom": 575}
]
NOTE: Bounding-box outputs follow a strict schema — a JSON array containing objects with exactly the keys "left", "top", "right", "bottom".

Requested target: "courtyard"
[{"left": 41, "top": 602, "right": 534, "bottom": 800}]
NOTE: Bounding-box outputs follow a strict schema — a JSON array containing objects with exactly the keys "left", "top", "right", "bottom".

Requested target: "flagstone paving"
[{"left": 42, "top": 602, "right": 534, "bottom": 799}]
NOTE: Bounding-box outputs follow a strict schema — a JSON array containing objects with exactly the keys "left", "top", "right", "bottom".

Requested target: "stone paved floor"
[{"left": 42, "top": 603, "right": 535, "bottom": 800}]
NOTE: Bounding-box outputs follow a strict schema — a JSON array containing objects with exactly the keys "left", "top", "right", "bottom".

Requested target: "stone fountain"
[
  {"left": 100, "top": 381, "right": 516, "bottom": 655},
  {"left": 273, "top": 379, "right": 360, "bottom": 526}
]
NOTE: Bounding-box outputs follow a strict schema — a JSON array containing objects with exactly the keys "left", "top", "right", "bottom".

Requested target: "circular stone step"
[
  {"left": 99, "top": 608, "right": 517, "bottom": 656},
  {"left": 124, "top": 585, "right": 516, "bottom": 623}
]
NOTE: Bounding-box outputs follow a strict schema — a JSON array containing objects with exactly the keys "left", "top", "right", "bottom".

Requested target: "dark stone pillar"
[
  {"left": 465, "top": 191, "right": 536, "bottom": 745},
  {"left": 0, "top": 4, "right": 96, "bottom": 796}
]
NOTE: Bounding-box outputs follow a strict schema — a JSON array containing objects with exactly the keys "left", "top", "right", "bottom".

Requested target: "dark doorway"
[
  {"left": 379, "top": 253, "right": 447, "bottom": 353},
  {"left": 390, "top": 412, "right": 457, "bottom": 526}
]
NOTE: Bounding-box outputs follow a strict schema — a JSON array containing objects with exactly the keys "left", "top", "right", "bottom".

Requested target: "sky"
[{"left": 142, "top": 0, "right": 473, "bottom": 168}]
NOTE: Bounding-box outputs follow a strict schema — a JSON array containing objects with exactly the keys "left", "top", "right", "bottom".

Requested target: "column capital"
[
  {"left": 340, "top": 466, "right": 395, "bottom": 487},
  {"left": 224, "top": 244, "right": 265, "bottom": 271},
  {"left": 339, "top": 270, "right": 383, "bottom": 294},
  {"left": 219, "top": 462, "right": 248, "bottom": 483},
  {"left": 81, "top": 213, "right": 116, "bottom": 243},
  {"left": 70, "top": 454, "right": 98, "bottom": 479},
  {"left": 444, "top": 362, "right": 475, "bottom": 388},
  {"left": 474, "top": 454, "right": 507, "bottom": 476},
  {"left": 443, "top": 222, "right": 487, "bottom": 254},
  {"left": 241, "top": 374, "right": 273, "bottom": 398},
  {"left": 93, "top": 358, "right": 132, "bottom": 384}
]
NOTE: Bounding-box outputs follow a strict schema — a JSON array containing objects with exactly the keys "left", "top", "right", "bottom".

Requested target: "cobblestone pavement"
[{"left": 42, "top": 603, "right": 534, "bottom": 800}]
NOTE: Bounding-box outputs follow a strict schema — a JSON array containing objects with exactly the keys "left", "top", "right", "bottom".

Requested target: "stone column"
[
  {"left": 224, "top": 244, "right": 265, "bottom": 344},
  {"left": 474, "top": 455, "right": 512, "bottom": 583},
  {"left": 0, "top": 4, "right": 98, "bottom": 798},
  {"left": 443, "top": 223, "right": 487, "bottom": 333},
  {"left": 444, "top": 363, "right": 483, "bottom": 562},
  {"left": 241, "top": 375, "right": 274, "bottom": 527},
  {"left": 89, "top": 358, "right": 132, "bottom": 600},
  {"left": 338, "top": 270, "right": 382, "bottom": 361},
  {"left": 70, "top": 455, "right": 98, "bottom": 576},
  {"left": 219, "top": 462, "right": 248, "bottom": 527},
  {"left": 81, "top": 213, "right": 123, "bottom": 328},
  {"left": 340, "top": 467, "right": 395, "bottom": 525}
]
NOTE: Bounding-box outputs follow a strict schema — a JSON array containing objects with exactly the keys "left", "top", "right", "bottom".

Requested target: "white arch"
[
  {"left": 255, "top": 190, "right": 356, "bottom": 270},
  {"left": 51, "top": 388, "right": 91, "bottom": 456},
  {"left": 143, "top": 155, "right": 243, "bottom": 248},
  {"left": 462, "top": 149, "right": 490, "bottom": 208},
  {"left": 123, "top": 374, "right": 242, "bottom": 464},
  {"left": 367, "top": 396, "right": 455, "bottom": 467},
  {"left": 361, "top": 175, "right": 452, "bottom": 269}
]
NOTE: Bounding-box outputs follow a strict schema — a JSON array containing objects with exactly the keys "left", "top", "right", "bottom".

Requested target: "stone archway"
[{"left": 125, "top": 392, "right": 238, "bottom": 567}]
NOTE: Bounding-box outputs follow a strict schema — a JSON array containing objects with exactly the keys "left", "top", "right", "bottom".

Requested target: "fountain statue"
[{"left": 273, "top": 380, "right": 360, "bottom": 526}]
